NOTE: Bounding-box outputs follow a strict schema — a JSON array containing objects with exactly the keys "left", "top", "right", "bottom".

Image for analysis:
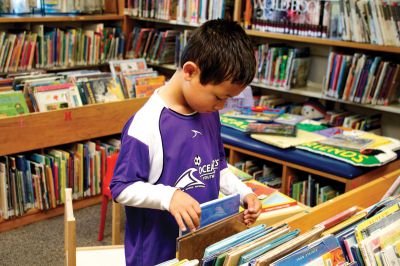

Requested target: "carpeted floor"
[{"left": 0, "top": 203, "right": 125, "bottom": 266}]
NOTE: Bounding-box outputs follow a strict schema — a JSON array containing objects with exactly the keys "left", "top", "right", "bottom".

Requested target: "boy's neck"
[{"left": 158, "top": 70, "right": 195, "bottom": 115}]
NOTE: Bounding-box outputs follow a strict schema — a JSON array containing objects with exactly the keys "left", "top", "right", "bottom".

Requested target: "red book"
[{"left": 319, "top": 206, "right": 358, "bottom": 230}]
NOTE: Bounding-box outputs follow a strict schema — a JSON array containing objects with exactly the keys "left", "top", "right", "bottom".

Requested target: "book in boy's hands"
[
  {"left": 247, "top": 122, "right": 297, "bottom": 137},
  {"left": 317, "top": 134, "right": 375, "bottom": 151},
  {"left": 179, "top": 193, "right": 240, "bottom": 236}
]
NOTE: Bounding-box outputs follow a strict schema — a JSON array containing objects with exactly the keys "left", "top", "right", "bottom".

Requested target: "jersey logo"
[
  {"left": 191, "top": 130, "right": 203, "bottom": 138},
  {"left": 174, "top": 168, "right": 205, "bottom": 190}
]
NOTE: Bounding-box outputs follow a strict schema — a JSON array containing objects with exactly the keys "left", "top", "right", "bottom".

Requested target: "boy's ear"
[{"left": 182, "top": 61, "right": 199, "bottom": 80}]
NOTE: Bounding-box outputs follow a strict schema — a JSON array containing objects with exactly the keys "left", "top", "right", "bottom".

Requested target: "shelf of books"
[
  {"left": 0, "top": 14, "right": 124, "bottom": 24},
  {"left": 281, "top": 168, "right": 400, "bottom": 233},
  {"left": 246, "top": 30, "right": 400, "bottom": 54},
  {"left": 0, "top": 195, "right": 102, "bottom": 233},
  {"left": 251, "top": 83, "right": 400, "bottom": 115},
  {"left": 175, "top": 169, "right": 400, "bottom": 264},
  {"left": 0, "top": 97, "right": 148, "bottom": 156},
  {"left": 128, "top": 16, "right": 201, "bottom": 28},
  {"left": 225, "top": 143, "right": 400, "bottom": 196}
]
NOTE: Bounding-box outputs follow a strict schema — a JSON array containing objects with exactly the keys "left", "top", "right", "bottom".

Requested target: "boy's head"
[
  {"left": 180, "top": 19, "right": 256, "bottom": 87},
  {"left": 178, "top": 19, "right": 256, "bottom": 113}
]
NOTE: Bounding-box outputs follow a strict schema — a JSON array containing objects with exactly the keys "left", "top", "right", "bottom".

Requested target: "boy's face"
[{"left": 182, "top": 63, "right": 245, "bottom": 113}]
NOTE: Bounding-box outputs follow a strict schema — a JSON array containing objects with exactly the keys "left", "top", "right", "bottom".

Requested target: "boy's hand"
[
  {"left": 169, "top": 189, "right": 201, "bottom": 232},
  {"left": 243, "top": 193, "right": 261, "bottom": 226}
]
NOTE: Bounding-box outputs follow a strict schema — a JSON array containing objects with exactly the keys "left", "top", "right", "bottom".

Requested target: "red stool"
[{"left": 98, "top": 152, "right": 119, "bottom": 241}]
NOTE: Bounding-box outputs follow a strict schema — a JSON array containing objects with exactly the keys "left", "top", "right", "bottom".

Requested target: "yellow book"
[{"left": 355, "top": 203, "right": 400, "bottom": 244}]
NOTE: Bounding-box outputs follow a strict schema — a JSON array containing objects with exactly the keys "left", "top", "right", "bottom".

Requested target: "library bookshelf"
[
  {"left": 124, "top": 3, "right": 400, "bottom": 207},
  {"left": 0, "top": 0, "right": 142, "bottom": 232},
  {"left": 126, "top": 17, "right": 400, "bottom": 125},
  {"left": 224, "top": 143, "right": 400, "bottom": 194},
  {"left": 0, "top": 97, "right": 148, "bottom": 232},
  {"left": 279, "top": 168, "right": 400, "bottom": 234}
]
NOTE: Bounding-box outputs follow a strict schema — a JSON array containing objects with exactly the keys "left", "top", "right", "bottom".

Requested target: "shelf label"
[
  {"left": 64, "top": 111, "right": 72, "bottom": 121},
  {"left": 19, "top": 117, "right": 24, "bottom": 127}
]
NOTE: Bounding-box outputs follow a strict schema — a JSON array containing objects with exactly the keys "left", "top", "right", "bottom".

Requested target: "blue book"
[
  {"left": 271, "top": 235, "right": 345, "bottom": 266},
  {"left": 203, "top": 224, "right": 267, "bottom": 258},
  {"left": 180, "top": 193, "right": 240, "bottom": 236},
  {"left": 239, "top": 229, "right": 300, "bottom": 264}
]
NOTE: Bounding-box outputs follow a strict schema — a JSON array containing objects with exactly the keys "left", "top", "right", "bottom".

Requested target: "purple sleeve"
[{"left": 110, "top": 118, "right": 150, "bottom": 200}]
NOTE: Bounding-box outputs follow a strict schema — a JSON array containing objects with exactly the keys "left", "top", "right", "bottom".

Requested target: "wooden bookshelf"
[
  {"left": 129, "top": 16, "right": 201, "bottom": 28},
  {"left": 0, "top": 14, "right": 124, "bottom": 23},
  {"left": 225, "top": 143, "right": 400, "bottom": 193},
  {"left": 246, "top": 30, "right": 400, "bottom": 54},
  {"left": 0, "top": 98, "right": 148, "bottom": 156},
  {"left": 0, "top": 195, "right": 102, "bottom": 233},
  {"left": 251, "top": 83, "right": 400, "bottom": 115},
  {"left": 145, "top": 62, "right": 400, "bottom": 115},
  {"left": 279, "top": 168, "right": 400, "bottom": 233}
]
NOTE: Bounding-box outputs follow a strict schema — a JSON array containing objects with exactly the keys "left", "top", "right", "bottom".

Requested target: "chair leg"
[{"left": 98, "top": 196, "right": 109, "bottom": 241}]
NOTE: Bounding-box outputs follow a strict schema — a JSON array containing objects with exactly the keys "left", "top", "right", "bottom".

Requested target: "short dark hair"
[{"left": 180, "top": 19, "right": 256, "bottom": 86}]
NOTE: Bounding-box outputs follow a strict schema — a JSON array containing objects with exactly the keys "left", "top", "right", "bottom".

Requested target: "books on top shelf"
[
  {"left": 110, "top": 58, "right": 166, "bottom": 98},
  {"left": 254, "top": 45, "right": 311, "bottom": 90},
  {"left": 126, "top": 0, "right": 234, "bottom": 23},
  {"left": 323, "top": 51, "right": 400, "bottom": 106},
  {"left": 244, "top": 0, "right": 400, "bottom": 47},
  {"left": 125, "top": 26, "right": 181, "bottom": 65},
  {"left": 0, "top": 24, "right": 124, "bottom": 73}
]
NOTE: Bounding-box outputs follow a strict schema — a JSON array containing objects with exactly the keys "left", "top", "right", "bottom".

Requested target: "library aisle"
[{"left": 0, "top": 203, "right": 125, "bottom": 266}]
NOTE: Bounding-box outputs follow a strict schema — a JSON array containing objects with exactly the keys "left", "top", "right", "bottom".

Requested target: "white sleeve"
[
  {"left": 115, "top": 182, "right": 178, "bottom": 211},
  {"left": 220, "top": 167, "right": 253, "bottom": 203}
]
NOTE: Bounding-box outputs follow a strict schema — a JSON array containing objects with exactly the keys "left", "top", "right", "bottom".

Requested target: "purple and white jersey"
[{"left": 110, "top": 91, "right": 234, "bottom": 265}]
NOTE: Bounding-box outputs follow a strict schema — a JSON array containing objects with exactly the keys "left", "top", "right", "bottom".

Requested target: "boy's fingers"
[
  {"left": 187, "top": 207, "right": 200, "bottom": 229},
  {"left": 181, "top": 211, "right": 196, "bottom": 232},
  {"left": 192, "top": 202, "right": 201, "bottom": 216},
  {"left": 246, "top": 198, "right": 255, "bottom": 212},
  {"left": 173, "top": 213, "right": 186, "bottom": 232}
]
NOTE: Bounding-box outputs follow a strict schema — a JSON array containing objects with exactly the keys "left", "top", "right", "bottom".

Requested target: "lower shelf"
[{"left": 0, "top": 195, "right": 102, "bottom": 233}]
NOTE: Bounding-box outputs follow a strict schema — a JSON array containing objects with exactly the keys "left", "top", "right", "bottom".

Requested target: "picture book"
[
  {"left": 317, "top": 134, "right": 374, "bottom": 151},
  {"left": 244, "top": 179, "right": 298, "bottom": 212},
  {"left": 247, "top": 122, "right": 297, "bottom": 137},
  {"left": 251, "top": 130, "right": 326, "bottom": 149},
  {"left": 274, "top": 113, "right": 306, "bottom": 125},
  {"left": 109, "top": 58, "right": 148, "bottom": 78},
  {"left": 271, "top": 235, "right": 346, "bottom": 266},
  {"left": 256, "top": 225, "right": 325, "bottom": 265},
  {"left": 86, "top": 77, "right": 125, "bottom": 103},
  {"left": 0, "top": 91, "right": 29, "bottom": 117},
  {"left": 179, "top": 193, "right": 240, "bottom": 237},
  {"left": 223, "top": 110, "right": 274, "bottom": 122},
  {"left": 33, "top": 83, "right": 82, "bottom": 112},
  {"left": 220, "top": 115, "right": 252, "bottom": 132}
]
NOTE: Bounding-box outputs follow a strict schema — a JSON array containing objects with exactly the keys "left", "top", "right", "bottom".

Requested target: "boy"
[{"left": 110, "top": 19, "right": 261, "bottom": 266}]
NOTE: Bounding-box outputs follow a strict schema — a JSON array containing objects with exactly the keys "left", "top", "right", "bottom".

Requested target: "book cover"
[
  {"left": 271, "top": 235, "right": 346, "bottom": 266},
  {"left": 0, "top": 91, "right": 29, "bottom": 117},
  {"left": 247, "top": 122, "right": 297, "bottom": 137},
  {"left": 317, "top": 134, "right": 374, "bottom": 151},
  {"left": 179, "top": 193, "right": 240, "bottom": 237}
]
